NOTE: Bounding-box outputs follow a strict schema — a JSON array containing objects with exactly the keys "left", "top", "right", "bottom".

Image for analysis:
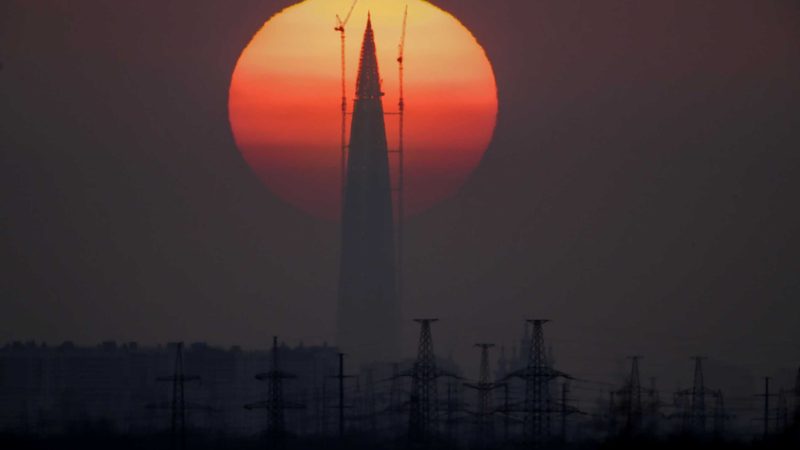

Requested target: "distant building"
[
  {"left": 337, "top": 16, "right": 401, "bottom": 365},
  {"left": 0, "top": 340, "right": 339, "bottom": 436}
]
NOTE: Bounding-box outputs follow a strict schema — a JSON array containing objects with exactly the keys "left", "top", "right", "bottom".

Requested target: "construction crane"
[
  {"left": 395, "top": 4, "right": 408, "bottom": 306},
  {"left": 397, "top": 5, "right": 408, "bottom": 107},
  {"left": 335, "top": 0, "right": 358, "bottom": 199}
]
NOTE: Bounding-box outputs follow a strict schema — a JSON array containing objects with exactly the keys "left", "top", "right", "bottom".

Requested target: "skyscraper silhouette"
[{"left": 337, "top": 15, "right": 400, "bottom": 364}]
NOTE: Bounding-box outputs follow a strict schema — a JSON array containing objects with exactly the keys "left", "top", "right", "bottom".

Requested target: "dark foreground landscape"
[{"left": 2, "top": 432, "right": 800, "bottom": 450}]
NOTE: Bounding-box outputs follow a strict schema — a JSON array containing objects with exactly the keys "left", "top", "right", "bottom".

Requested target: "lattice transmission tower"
[
  {"left": 245, "top": 336, "right": 302, "bottom": 446},
  {"left": 465, "top": 343, "right": 496, "bottom": 447},
  {"left": 621, "top": 356, "right": 643, "bottom": 435},
  {"left": 688, "top": 356, "right": 707, "bottom": 434},
  {"left": 151, "top": 342, "right": 201, "bottom": 450},
  {"left": 524, "top": 319, "right": 552, "bottom": 447},
  {"left": 408, "top": 318, "right": 442, "bottom": 444}
]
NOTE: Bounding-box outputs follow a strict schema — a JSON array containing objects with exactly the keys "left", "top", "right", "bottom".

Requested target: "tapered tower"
[{"left": 337, "top": 15, "right": 399, "bottom": 363}]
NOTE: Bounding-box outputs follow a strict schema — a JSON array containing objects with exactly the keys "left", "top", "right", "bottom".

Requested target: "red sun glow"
[{"left": 229, "top": 0, "right": 497, "bottom": 220}]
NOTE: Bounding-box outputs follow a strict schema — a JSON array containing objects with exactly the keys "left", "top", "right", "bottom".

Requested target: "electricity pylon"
[
  {"left": 409, "top": 318, "right": 439, "bottom": 444},
  {"left": 558, "top": 381, "right": 583, "bottom": 443},
  {"left": 465, "top": 343, "right": 497, "bottom": 447},
  {"left": 500, "top": 320, "right": 570, "bottom": 448},
  {"left": 711, "top": 389, "right": 731, "bottom": 438},
  {"left": 405, "top": 319, "right": 460, "bottom": 444},
  {"left": 152, "top": 342, "right": 200, "bottom": 450},
  {"left": 327, "top": 352, "right": 354, "bottom": 438},
  {"left": 245, "top": 336, "right": 303, "bottom": 446},
  {"left": 756, "top": 376, "right": 777, "bottom": 440},
  {"left": 524, "top": 319, "right": 552, "bottom": 447},
  {"left": 621, "top": 356, "right": 643, "bottom": 435},
  {"left": 677, "top": 356, "right": 708, "bottom": 435},
  {"left": 645, "top": 377, "right": 661, "bottom": 435}
]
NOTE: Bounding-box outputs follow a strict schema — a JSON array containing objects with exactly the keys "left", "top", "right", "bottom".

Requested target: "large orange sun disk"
[{"left": 229, "top": 0, "right": 498, "bottom": 220}]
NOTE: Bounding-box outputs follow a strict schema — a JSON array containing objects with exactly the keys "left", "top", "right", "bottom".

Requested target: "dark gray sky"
[{"left": 1, "top": 0, "right": 799, "bottom": 391}]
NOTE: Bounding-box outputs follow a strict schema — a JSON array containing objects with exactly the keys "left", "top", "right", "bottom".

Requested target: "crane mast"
[
  {"left": 396, "top": 5, "right": 408, "bottom": 304},
  {"left": 334, "top": 0, "right": 358, "bottom": 200}
]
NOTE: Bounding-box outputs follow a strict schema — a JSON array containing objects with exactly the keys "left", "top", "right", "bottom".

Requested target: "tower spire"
[
  {"left": 337, "top": 16, "right": 399, "bottom": 364},
  {"left": 356, "top": 13, "right": 382, "bottom": 100}
]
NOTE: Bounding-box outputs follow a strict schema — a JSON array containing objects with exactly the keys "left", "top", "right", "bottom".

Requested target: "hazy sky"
[{"left": 2, "top": 0, "right": 799, "bottom": 397}]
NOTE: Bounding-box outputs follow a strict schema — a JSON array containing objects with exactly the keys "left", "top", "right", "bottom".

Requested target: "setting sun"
[{"left": 229, "top": 0, "right": 498, "bottom": 219}]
